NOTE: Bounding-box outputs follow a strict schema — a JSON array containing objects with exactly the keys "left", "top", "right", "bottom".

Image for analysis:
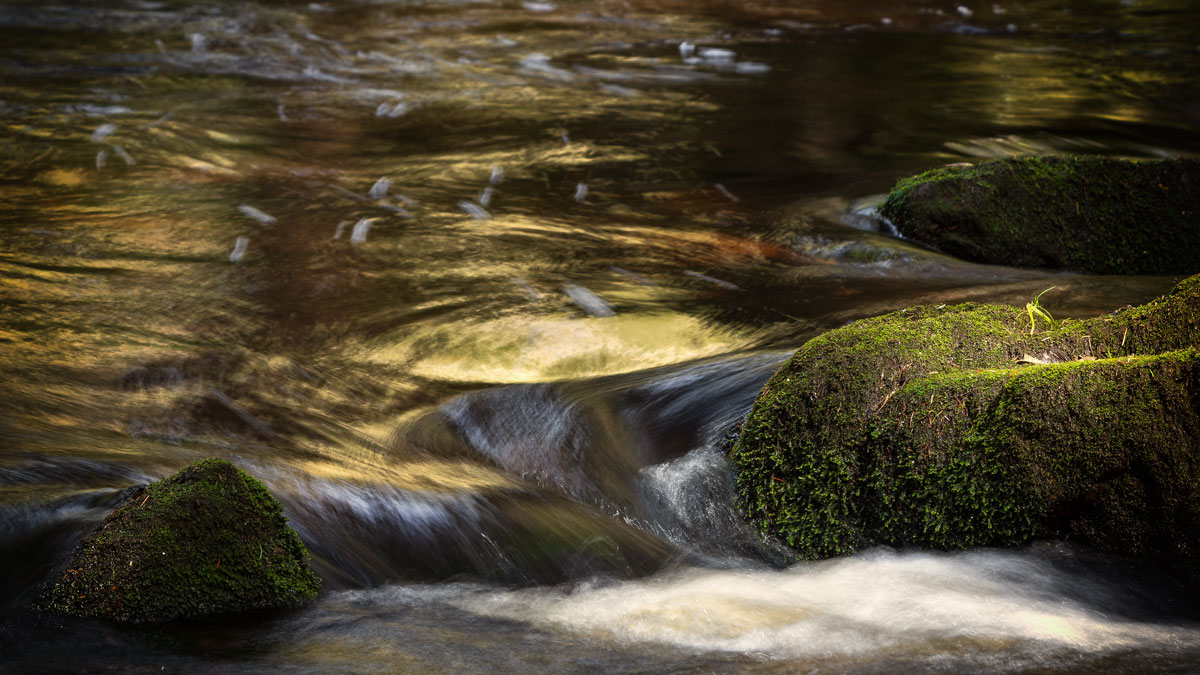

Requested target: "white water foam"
[{"left": 451, "top": 549, "right": 1200, "bottom": 663}]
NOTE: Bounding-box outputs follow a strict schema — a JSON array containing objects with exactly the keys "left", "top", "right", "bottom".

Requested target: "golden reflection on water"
[
  {"left": 1, "top": 2, "right": 1199, "bottom": 671},
  {"left": 294, "top": 457, "right": 517, "bottom": 493},
  {"left": 359, "top": 312, "right": 746, "bottom": 383},
  {"left": 0, "top": 0, "right": 1194, "bottom": 534}
]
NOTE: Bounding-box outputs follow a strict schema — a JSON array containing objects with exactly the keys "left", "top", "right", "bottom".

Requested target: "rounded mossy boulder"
[
  {"left": 879, "top": 155, "right": 1200, "bottom": 274},
  {"left": 40, "top": 458, "right": 320, "bottom": 623},
  {"left": 729, "top": 275, "right": 1200, "bottom": 579}
]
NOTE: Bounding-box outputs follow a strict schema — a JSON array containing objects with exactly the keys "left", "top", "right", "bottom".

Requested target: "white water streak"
[
  {"left": 368, "top": 177, "right": 392, "bottom": 200},
  {"left": 112, "top": 145, "right": 135, "bottom": 166},
  {"left": 350, "top": 217, "right": 376, "bottom": 244},
  {"left": 714, "top": 183, "right": 740, "bottom": 202},
  {"left": 458, "top": 200, "right": 491, "bottom": 220},
  {"left": 562, "top": 283, "right": 614, "bottom": 317},
  {"left": 239, "top": 204, "right": 277, "bottom": 225},
  {"left": 229, "top": 236, "right": 248, "bottom": 262},
  {"left": 90, "top": 123, "right": 116, "bottom": 143},
  {"left": 684, "top": 270, "right": 739, "bottom": 290},
  {"left": 376, "top": 101, "right": 409, "bottom": 118}
]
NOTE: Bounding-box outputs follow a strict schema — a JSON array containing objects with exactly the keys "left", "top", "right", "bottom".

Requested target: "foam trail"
[
  {"left": 229, "top": 236, "right": 248, "bottom": 262},
  {"left": 325, "top": 183, "right": 373, "bottom": 204},
  {"left": 611, "top": 266, "right": 655, "bottom": 285},
  {"left": 600, "top": 84, "right": 638, "bottom": 97},
  {"left": 459, "top": 200, "right": 491, "bottom": 220},
  {"left": 376, "top": 101, "right": 408, "bottom": 118},
  {"left": 679, "top": 41, "right": 695, "bottom": 58},
  {"left": 574, "top": 183, "right": 588, "bottom": 202},
  {"left": 684, "top": 270, "right": 739, "bottom": 290},
  {"left": 699, "top": 48, "right": 735, "bottom": 64},
  {"left": 350, "top": 217, "right": 375, "bottom": 244},
  {"left": 190, "top": 33, "right": 206, "bottom": 53},
  {"left": 519, "top": 54, "right": 575, "bottom": 81},
  {"left": 563, "top": 283, "right": 615, "bottom": 317},
  {"left": 141, "top": 112, "right": 172, "bottom": 129},
  {"left": 523, "top": 1, "right": 556, "bottom": 11},
  {"left": 90, "top": 123, "right": 116, "bottom": 143},
  {"left": 369, "top": 177, "right": 392, "bottom": 200},
  {"left": 451, "top": 548, "right": 1200, "bottom": 661},
  {"left": 112, "top": 145, "right": 135, "bottom": 166},
  {"left": 377, "top": 203, "right": 414, "bottom": 218},
  {"left": 333, "top": 220, "right": 349, "bottom": 240},
  {"left": 715, "top": 183, "right": 740, "bottom": 202},
  {"left": 514, "top": 278, "right": 542, "bottom": 300},
  {"left": 239, "top": 204, "right": 278, "bottom": 225},
  {"left": 735, "top": 62, "right": 770, "bottom": 75}
]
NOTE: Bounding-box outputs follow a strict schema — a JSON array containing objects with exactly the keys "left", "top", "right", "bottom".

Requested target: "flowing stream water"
[{"left": 2, "top": 0, "right": 1199, "bottom": 671}]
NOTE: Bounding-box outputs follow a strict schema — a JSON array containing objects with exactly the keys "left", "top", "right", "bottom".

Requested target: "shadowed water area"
[{"left": 2, "top": 0, "right": 1200, "bottom": 671}]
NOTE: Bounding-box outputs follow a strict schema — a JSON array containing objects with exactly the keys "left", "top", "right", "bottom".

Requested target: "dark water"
[{"left": 2, "top": 0, "right": 1200, "bottom": 671}]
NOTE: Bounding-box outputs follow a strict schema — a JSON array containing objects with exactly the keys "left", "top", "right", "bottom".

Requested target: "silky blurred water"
[{"left": 2, "top": 0, "right": 1199, "bottom": 671}]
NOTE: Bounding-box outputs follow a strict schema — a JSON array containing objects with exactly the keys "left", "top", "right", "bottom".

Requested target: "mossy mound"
[
  {"left": 879, "top": 155, "right": 1200, "bottom": 274},
  {"left": 729, "top": 275, "right": 1200, "bottom": 579},
  {"left": 40, "top": 458, "right": 320, "bottom": 623}
]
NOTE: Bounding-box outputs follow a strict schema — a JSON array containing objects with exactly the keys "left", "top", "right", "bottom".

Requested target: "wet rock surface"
[
  {"left": 880, "top": 156, "right": 1200, "bottom": 274},
  {"left": 730, "top": 274, "right": 1200, "bottom": 582},
  {"left": 39, "top": 458, "right": 320, "bottom": 623}
]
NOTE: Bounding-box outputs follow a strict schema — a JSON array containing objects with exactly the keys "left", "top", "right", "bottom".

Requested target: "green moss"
[
  {"left": 39, "top": 458, "right": 320, "bottom": 623},
  {"left": 879, "top": 155, "right": 1200, "bottom": 274},
  {"left": 730, "top": 275, "right": 1200, "bottom": 579}
]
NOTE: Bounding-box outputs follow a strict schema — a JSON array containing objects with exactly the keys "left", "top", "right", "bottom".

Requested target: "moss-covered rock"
[
  {"left": 39, "top": 458, "right": 320, "bottom": 623},
  {"left": 729, "top": 275, "right": 1200, "bottom": 579},
  {"left": 879, "top": 155, "right": 1200, "bottom": 274}
]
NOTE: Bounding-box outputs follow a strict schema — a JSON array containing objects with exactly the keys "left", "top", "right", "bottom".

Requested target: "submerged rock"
[
  {"left": 879, "top": 155, "right": 1200, "bottom": 274},
  {"left": 729, "top": 275, "right": 1200, "bottom": 580},
  {"left": 40, "top": 458, "right": 319, "bottom": 623}
]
